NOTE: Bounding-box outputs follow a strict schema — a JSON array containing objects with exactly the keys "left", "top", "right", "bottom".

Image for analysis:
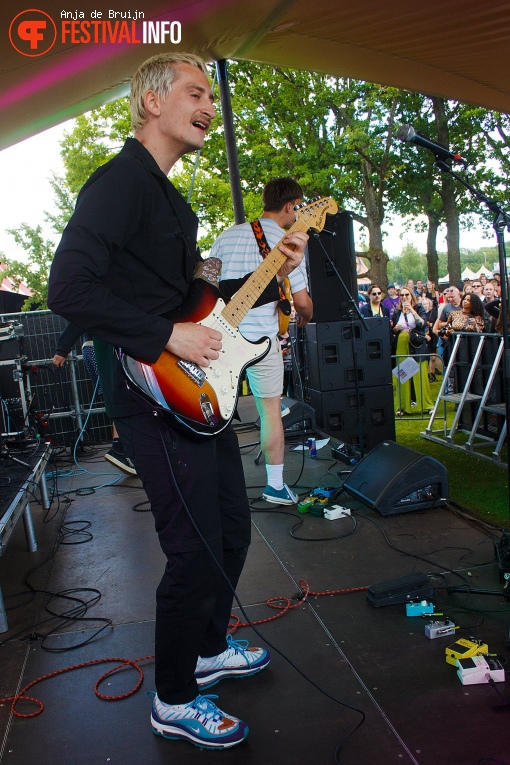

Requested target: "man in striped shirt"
[{"left": 212, "top": 178, "right": 313, "bottom": 505}]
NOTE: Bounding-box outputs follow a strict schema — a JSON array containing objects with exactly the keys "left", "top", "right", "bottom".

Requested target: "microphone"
[{"left": 397, "top": 124, "right": 464, "bottom": 163}]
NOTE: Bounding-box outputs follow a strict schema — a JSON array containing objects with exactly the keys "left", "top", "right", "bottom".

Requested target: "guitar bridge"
[{"left": 177, "top": 358, "right": 206, "bottom": 386}]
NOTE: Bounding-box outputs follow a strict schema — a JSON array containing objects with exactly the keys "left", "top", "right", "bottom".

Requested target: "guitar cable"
[{"left": 153, "top": 411, "right": 367, "bottom": 764}]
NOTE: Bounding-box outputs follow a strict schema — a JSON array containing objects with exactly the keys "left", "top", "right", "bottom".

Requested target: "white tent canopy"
[{"left": 1, "top": 2, "right": 510, "bottom": 150}]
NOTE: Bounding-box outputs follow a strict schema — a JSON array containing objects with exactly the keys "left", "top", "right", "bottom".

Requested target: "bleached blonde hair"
[{"left": 130, "top": 53, "right": 207, "bottom": 132}]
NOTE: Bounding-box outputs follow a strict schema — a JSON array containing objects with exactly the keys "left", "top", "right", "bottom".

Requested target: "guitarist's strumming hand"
[
  {"left": 276, "top": 231, "right": 309, "bottom": 281},
  {"left": 165, "top": 323, "right": 222, "bottom": 367}
]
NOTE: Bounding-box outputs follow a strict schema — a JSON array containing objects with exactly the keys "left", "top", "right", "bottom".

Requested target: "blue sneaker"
[
  {"left": 150, "top": 693, "right": 248, "bottom": 749},
  {"left": 196, "top": 635, "right": 270, "bottom": 689},
  {"left": 262, "top": 483, "right": 298, "bottom": 505}
]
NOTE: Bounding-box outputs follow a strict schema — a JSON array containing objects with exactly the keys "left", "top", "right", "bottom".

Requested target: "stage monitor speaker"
[
  {"left": 342, "top": 440, "right": 448, "bottom": 516},
  {"left": 306, "top": 211, "right": 357, "bottom": 322},
  {"left": 255, "top": 396, "right": 317, "bottom": 435}
]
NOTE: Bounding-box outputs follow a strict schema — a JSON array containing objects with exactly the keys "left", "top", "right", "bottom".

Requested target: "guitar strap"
[{"left": 250, "top": 221, "right": 292, "bottom": 319}]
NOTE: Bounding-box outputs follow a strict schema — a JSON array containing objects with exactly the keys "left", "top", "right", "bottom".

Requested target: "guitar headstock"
[{"left": 294, "top": 197, "right": 339, "bottom": 232}]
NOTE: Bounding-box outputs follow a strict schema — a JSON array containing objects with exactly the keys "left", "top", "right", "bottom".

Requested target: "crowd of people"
[{"left": 358, "top": 273, "right": 505, "bottom": 415}]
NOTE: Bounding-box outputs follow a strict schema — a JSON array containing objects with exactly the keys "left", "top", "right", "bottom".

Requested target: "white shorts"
[{"left": 246, "top": 336, "right": 284, "bottom": 398}]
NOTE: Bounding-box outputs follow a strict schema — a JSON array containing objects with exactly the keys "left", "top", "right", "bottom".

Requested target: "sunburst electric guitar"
[{"left": 118, "top": 197, "right": 338, "bottom": 436}]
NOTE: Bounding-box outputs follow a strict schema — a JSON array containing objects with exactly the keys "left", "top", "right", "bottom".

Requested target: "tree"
[
  {"left": 387, "top": 242, "right": 427, "bottom": 286},
  {"left": 4, "top": 61, "right": 507, "bottom": 301},
  {"left": 2, "top": 225, "right": 55, "bottom": 309},
  {"left": 200, "top": 63, "right": 420, "bottom": 284}
]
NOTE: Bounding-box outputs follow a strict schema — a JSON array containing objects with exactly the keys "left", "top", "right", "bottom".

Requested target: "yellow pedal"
[{"left": 445, "top": 638, "right": 488, "bottom": 666}]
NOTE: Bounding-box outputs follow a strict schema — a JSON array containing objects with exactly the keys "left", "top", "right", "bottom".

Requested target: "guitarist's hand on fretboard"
[
  {"left": 165, "top": 322, "right": 223, "bottom": 367},
  {"left": 276, "top": 230, "right": 309, "bottom": 280}
]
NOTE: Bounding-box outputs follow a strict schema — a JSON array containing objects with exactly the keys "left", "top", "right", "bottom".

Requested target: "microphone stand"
[
  {"left": 435, "top": 159, "right": 510, "bottom": 521},
  {"left": 312, "top": 231, "right": 369, "bottom": 460}
]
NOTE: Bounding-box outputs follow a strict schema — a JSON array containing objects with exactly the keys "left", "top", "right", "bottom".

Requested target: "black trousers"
[{"left": 114, "top": 407, "right": 251, "bottom": 705}]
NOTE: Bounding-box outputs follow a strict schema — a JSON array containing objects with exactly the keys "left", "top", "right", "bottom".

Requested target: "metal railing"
[{"left": 421, "top": 332, "right": 506, "bottom": 465}]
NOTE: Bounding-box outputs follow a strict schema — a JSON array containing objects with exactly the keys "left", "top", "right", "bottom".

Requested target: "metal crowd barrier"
[{"left": 0, "top": 310, "right": 111, "bottom": 448}]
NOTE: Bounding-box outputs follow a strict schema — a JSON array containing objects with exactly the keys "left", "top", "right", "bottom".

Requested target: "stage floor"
[{"left": 0, "top": 395, "right": 509, "bottom": 765}]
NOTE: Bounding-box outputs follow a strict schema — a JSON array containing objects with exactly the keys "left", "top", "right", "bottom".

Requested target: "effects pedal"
[
  {"left": 312, "top": 487, "right": 336, "bottom": 499},
  {"left": 445, "top": 638, "right": 488, "bottom": 666},
  {"left": 297, "top": 496, "right": 317, "bottom": 513},
  {"left": 457, "top": 655, "right": 505, "bottom": 685},
  {"left": 331, "top": 443, "right": 361, "bottom": 466},
  {"left": 406, "top": 600, "right": 435, "bottom": 616},
  {"left": 324, "top": 505, "right": 351, "bottom": 520},
  {"left": 425, "top": 619, "right": 457, "bottom": 639}
]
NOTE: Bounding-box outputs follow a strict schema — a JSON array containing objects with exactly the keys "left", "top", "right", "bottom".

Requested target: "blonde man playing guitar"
[{"left": 49, "top": 55, "right": 308, "bottom": 750}]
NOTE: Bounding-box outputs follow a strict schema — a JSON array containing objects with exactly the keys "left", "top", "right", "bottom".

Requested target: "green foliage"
[
  {"left": 387, "top": 241, "right": 427, "bottom": 284},
  {"left": 3, "top": 224, "right": 55, "bottom": 309},
  {"left": 3, "top": 61, "right": 508, "bottom": 303},
  {"left": 59, "top": 99, "right": 130, "bottom": 196}
]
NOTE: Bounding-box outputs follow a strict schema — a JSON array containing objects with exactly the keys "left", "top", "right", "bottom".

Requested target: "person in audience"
[
  {"left": 421, "top": 295, "right": 438, "bottom": 381},
  {"left": 462, "top": 280, "right": 473, "bottom": 295},
  {"left": 442, "top": 293, "right": 485, "bottom": 337},
  {"left": 432, "top": 285, "right": 462, "bottom": 393},
  {"left": 483, "top": 283, "right": 496, "bottom": 304},
  {"left": 391, "top": 288, "right": 435, "bottom": 415},
  {"left": 424, "top": 279, "right": 439, "bottom": 307},
  {"left": 382, "top": 284, "right": 400, "bottom": 319},
  {"left": 433, "top": 286, "right": 462, "bottom": 337},
  {"left": 415, "top": 279, "right": 425, "bottom": 297},
  {"left": 480, "top": 274, "right": 488, "bottom": 287},
  {"left": 360, "top": 283, "right": 390, "bottom": 318},
  {"left": 484, "top": 296, "right": 501, "bottom": 332},
  {"left": 495, "top": 304, "right": 510, "bottom": 334},
  {"left": 470, "top": 280, "right": 484, "bottom": 299}
]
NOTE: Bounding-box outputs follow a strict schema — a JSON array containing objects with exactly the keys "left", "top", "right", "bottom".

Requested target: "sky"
[{"left": 0, "top": 121, "right": 499, "bottom": 267}]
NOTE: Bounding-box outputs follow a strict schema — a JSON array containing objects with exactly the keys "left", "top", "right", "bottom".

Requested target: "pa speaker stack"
[
  {"left": 306, "top": 211, "right": 358, "bottom": 323},
  {"left": 304, "top": 318, "right": 395, "bottom": 451}
]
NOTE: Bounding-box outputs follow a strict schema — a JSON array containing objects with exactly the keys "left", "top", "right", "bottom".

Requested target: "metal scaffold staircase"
[{"left": 421, "top": 333, "right": 507, "bottom": 465}]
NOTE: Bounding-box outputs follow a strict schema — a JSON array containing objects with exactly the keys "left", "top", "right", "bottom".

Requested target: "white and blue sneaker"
[
  {"left": 150, "top": 692, "right": 248, "bottom": 749},
  {"left": 262, "top": 483, "right": 298, "bottom": 505},
  {"left": 196, "top": 635, "right": 270, "bottom": 690}
]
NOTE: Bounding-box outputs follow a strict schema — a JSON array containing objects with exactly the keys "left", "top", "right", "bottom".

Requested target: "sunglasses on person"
[
  {"left": 370, "top": 290, "right": 382, "bottom": 295},
  {"left": 472, "top": 283, "right": 481, "bottom": 288}
]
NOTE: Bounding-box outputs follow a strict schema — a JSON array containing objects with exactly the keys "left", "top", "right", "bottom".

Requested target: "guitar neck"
[{"left": 221, "top": 218, "right": 308, "bottom": 329}]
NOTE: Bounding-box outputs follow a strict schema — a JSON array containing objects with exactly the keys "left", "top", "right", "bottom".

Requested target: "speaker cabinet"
[
  {"left": 304, "top": 319, "right": 391, "bottom": 391},
  {"left": 281, "top": 396, "right": 316, "bottom": 434},
  {"left": 306, "top": 211, "right": 357, "bottom": 322},
  {"left": 255, "top": 396, "right": 317, "bottom": 435},
  {"left": 342, "top": 440, "right": 449, "bottom": 516},
  {"left": 308, "top": 385, "right": 395, "bottom": 449}
]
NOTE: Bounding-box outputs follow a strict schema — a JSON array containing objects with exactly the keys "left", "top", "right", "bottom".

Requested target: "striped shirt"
[{"left": 212, "top": 218, "right": 308, "bottom": 341}]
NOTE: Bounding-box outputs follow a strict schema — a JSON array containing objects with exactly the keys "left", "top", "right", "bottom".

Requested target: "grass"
[{"left": 395, "top": 411, "right": 509, "bottom": 528}]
